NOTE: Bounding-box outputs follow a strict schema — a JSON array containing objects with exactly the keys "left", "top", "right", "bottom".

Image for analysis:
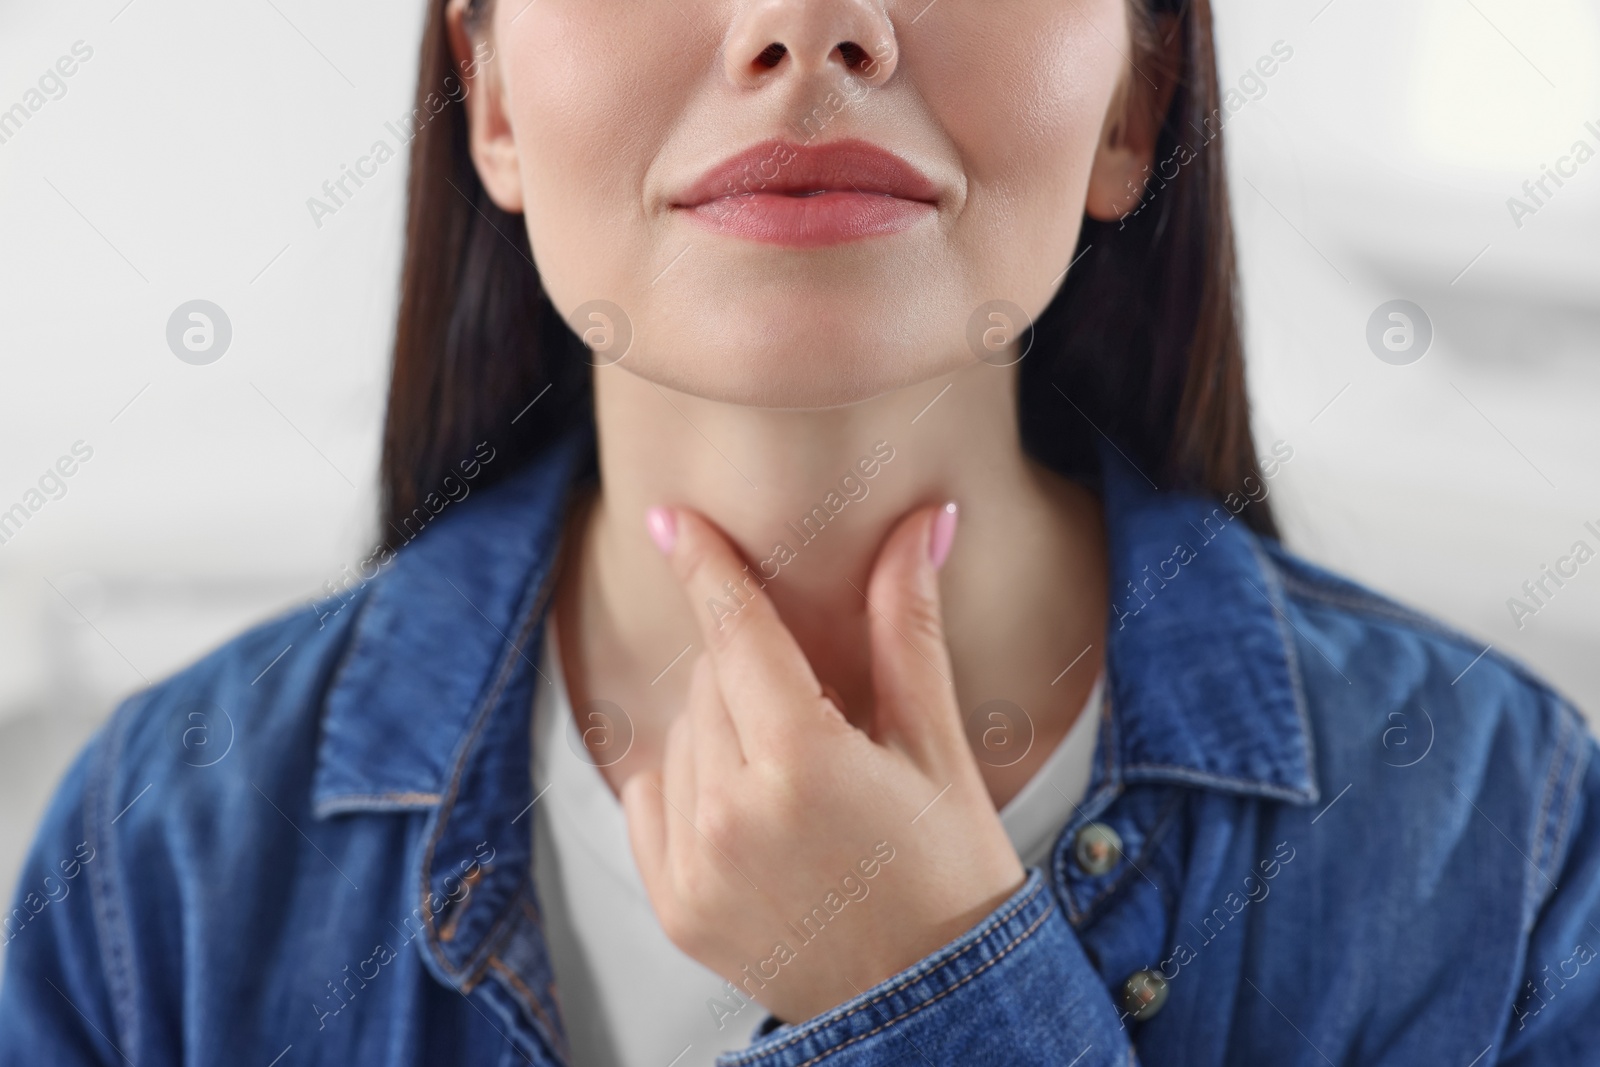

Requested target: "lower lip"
[{"left": 680, "top": 191, "right": 935, "bottom": 247}]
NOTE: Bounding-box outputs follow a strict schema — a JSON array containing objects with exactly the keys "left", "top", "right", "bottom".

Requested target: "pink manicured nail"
[
  {"left": 928, "top": 501, "right": 958, "bottom": 570},
  {"left": 645, "top": 507, "right": 677, "bottom": 555}
]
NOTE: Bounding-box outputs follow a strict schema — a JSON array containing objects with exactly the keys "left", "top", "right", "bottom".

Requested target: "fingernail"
[
  {"left": 645, "top": 507, "right": 677, "bottom": 555},
  {"left": 928, "top": 501, "right": 958, "bottom": 570}
]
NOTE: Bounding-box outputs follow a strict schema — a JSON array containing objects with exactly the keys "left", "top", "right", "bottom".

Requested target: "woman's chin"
[
  {"left": 584, "top": 293, "right": 971, "bottom": 408},
  {"left": 612, "top": 340, "right": 964, "bottom": 410}
]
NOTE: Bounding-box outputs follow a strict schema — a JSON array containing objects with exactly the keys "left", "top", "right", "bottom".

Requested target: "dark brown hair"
[{"left": 380, "top": 0, "right": 1276, "bottom": 551}]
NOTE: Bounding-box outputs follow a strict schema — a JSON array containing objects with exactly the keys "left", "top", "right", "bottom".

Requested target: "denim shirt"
[{"left": 4, "top": 429, "right": 1598, "bottom": 1067}]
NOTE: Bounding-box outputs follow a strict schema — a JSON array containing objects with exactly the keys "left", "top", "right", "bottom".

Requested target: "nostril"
[
  {"left": 836, "top": 42, "right": 868, "bottom": 70},
  {"left": 755, "top": 42, "right": 787, "bottom": 69}
]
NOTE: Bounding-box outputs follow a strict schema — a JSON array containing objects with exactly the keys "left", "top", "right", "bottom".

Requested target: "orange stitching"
[
  {"left": 317, "top": 791, "right": 442, "bottom": 809},
  {"left": 419, "top": 543, "right": 565, "bottom": 969},
  {"left": 488, "top": 956, "right": 564, "bottom": 1045},
  {"left": 437, "top": 865, "right": 489, "bottom": 943}
]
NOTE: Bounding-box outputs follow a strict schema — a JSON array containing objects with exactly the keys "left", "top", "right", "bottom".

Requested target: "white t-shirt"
[{"left": 530, "top": 625, "right": 1103, "bottom": 1067}]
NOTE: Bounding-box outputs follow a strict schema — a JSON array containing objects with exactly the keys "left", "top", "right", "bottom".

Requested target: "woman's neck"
[{"left": 555, "top": 361, "right": 1109, "bottom": 807}]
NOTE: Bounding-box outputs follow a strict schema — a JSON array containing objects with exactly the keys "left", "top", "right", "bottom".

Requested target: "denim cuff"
[{"left": 719, "top": 870, "right": 1135, "bottom": 1067}]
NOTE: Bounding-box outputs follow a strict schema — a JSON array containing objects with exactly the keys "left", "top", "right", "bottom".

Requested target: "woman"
[{"left": 3, "top": 0, "right": 1597, "bottom": 1063}]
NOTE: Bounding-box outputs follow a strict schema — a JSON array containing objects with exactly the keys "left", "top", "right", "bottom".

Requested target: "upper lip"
[{"left": 672, "top": 138, "right": 941, "bottom": 208}]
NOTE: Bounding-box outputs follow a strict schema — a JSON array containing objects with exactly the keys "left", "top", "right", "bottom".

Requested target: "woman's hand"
[{"left": 620, "top": 503, "right": 1026, "bottom": 1026}]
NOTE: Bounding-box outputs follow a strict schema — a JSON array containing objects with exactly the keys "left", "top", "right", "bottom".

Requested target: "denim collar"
[
  {"left": 1093, "top": 447, "right": 1318, "bottom": 806},
  {"left": 312, "top": 428, "right": 1319, "bottom": 815},
  {"left": 312, "top": 427, "right": 588, "bottom": 818},
  {"left": 308, "top": 425, "right": 1317, "bottom": 994}
]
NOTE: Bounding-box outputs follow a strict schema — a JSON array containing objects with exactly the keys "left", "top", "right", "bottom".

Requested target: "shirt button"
[
  {"left": 1072, "top": 822, "right": 1123, "bottom": 876},
  {"left": 1120, "top": 969, "right": 1169, "bottom": 1022}
]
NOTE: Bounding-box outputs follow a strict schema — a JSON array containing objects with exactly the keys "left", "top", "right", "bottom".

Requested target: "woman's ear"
[
  {"left": 1085, "top": 16, "right": 1182, "bottom": 223},
  {"left": 446, "top": 0, "right": 523, "bottom": 212}
]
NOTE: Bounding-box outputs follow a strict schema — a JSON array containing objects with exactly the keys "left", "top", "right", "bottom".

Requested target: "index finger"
[{"left": 647, "top": 506, "right": 826, "bottom": 753}]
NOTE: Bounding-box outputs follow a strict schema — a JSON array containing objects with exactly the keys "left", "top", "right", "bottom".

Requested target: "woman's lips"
[{"left": 672, "top": 138, "right": 940, "bottom": 248}]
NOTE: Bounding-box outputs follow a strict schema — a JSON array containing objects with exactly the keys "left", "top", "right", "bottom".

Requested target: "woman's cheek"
[
  {"left": 503, "top": 8, "right": 685, "bottom": 310},
  {"left": 913, "top": 2, "right": 1121, "bottom": 180},
  {"left": 914, "top": 4, "right": 1125, "bottom": 316}
]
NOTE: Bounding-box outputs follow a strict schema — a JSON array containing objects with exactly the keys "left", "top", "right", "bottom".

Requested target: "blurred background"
[{"left": 2, "top": 0, "right": 1598, "bottom": 964}]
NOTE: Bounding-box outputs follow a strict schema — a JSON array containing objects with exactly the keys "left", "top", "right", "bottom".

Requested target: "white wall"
[
  {"left": 1215, "top": 0, "right": 1600, "bottom": 712},
  {"left": 3, "top": 0, "right": 1598, "bottom": 948}
]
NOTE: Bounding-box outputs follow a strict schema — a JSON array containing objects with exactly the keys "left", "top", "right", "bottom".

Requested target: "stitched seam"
[
  {"left": 1056, "top": 693, "right": 1123, "bottom": 926},
  {"left": 1075, "top": 789, "right": 1185, "bottom": 925},
  {"left": 488, "top": 955, "right": 565, "bottom": 1050},
  {"left": 1531, "top": 714, "right": 1568, "bottom": 872},
  {"left": 85, "top": 699, "right": 138, "bottom": 1059},
  {"left": 1059, "top": 683, "right": 1127, "bottom": 923},
  {"left": 1106, "top": 580, "right": 1316, "bottom": 806},
  {"left": 462, "top": 873, "right": 531, "bottom": 997},
  {"left": 416, "top": 461, "right": 590, "bottom": 981},
  {"left": 82, "top": 723, "right": 119, "bottom": 1053},
  {"left": 727, "top": 880, "right": 1046, "bottom": 1063},
  {"left": 419, "top": 552, "right": 562, "bottom": 977},
  {"left": 317, "top": 585, "right": 380, "bottom": 706},
  {"left": 1101, "top": 682, "right": 1120, "bottom": 792},
  {"left": 1547, "top": 717, "right": 1590, "bottom": 898},
  {"left": 778, "top": 904, "right": 1054, "bottom": 1067},
  {"left": 1254, "top": 542, "right": 1320, "bottom": 803},
  {"left": 102, "top": 706, "right": 137, "bottom": 1053},
  {"left": 1277, "top": 571, "right": 1568, "bottom": 704},
  {"left": 1532, "top": 709, "right": 1586, "bottom": 921},
  {"left": 1524, "top": 710, "right": 1572, "bottom": 919},
  {"left": 437, "top": 867, "right": 489, "bottom": 943},
  {"left": 1119, "top": 763, "right": 1313, "bottom": 803},
  {"left": 1275, "top": 572, "right": 1453, "bottom": 636},
  {"left": 315, "top": 791, "right": 442, "bottom": 810},
  {"left": 1058, "top": 783, "right": 1122, "bottom": 927},
  {"left": 309, "top": 584, "right": 382, "bottom": 798}
]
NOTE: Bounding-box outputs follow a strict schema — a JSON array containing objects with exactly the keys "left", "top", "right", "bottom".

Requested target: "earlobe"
[
  {"left": 445, "top": 0, "right": 523, "bottom": 212},
  {"left": 1085, "top": 105, "right": 1149, "bottom": 223},
  {"left": 1084, "top": 15, "right": 1182, "bottom": 224}
]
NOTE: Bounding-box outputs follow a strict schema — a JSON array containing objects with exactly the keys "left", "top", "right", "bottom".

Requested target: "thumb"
[
  {"left": 620, "top": 770, "right": 669, "bottom": 902},
  {"left": 865, "top": 502, "right": 963, "bottom": 766}
]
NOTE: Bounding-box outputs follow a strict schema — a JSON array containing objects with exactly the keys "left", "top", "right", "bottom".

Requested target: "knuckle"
[
  {"left": 753, "top": 756, "right": 812, "bottom": 810},
  {"left": 894, "top": 588, "right": 945, "bottom": 644},
  {"left": 656, "top": 902, "right": 699, "bottom": 954},
  {"left": 696, "top": 794, "right": 741, "bottom": 850},
  {"left": 676, "top": 536, "right": 719, "bottom": 586},
  {"left": 677, "top": 859, "right": 721, "bottom": 911},
  {"left": 680, "top": 539, "right": 747, "bottom": 602},
  {"left": 706, "top": 601, "right": 751, "bottom": 651}
]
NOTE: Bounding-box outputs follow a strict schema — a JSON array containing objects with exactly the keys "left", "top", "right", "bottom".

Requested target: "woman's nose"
[{"left": 723, "top": 0, "right": 900, "bottom": 90}]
